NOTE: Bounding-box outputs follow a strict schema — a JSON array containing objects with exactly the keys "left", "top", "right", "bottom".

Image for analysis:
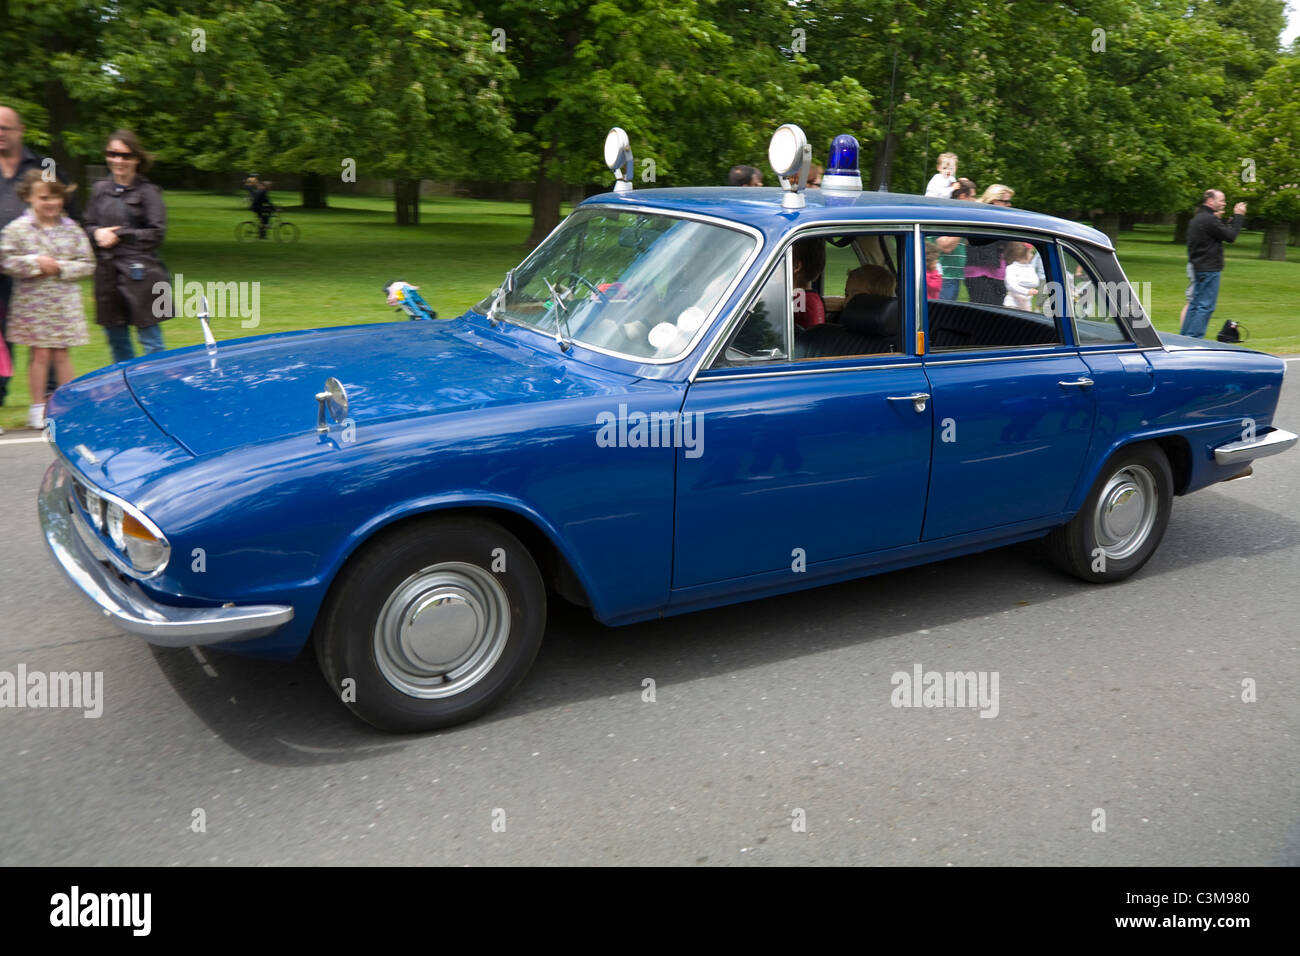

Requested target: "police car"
[{"left": 39, "top": 125, "right": 1296, "bottom": 731}]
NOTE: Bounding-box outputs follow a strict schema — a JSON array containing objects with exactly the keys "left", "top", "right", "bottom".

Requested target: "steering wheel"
[{"left": 564, "top": 272, "right": 611, "bottom": 304}]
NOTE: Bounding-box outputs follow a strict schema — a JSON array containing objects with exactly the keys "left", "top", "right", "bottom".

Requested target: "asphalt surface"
[{"left": 2, "top": 371, "right": 1297, "bottom": 866}]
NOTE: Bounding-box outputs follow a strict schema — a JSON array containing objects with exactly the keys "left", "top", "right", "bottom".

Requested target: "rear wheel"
[
  {"left": 315, "top": 517, "right": 546, "bottom": 732},
  {"left": 235, "top": 221, "right": 259, "bottom": 242},
  {"left": 1048, "top": 443, "right": 1173, "bottom": 583}
]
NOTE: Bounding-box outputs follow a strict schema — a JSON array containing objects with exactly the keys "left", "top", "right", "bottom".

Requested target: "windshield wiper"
[
  {"left": 541, "top": 277, "right": 573, "bottom": 352},
  {"left": 487, "top": 268, "right": 514, "bottom": 327}
]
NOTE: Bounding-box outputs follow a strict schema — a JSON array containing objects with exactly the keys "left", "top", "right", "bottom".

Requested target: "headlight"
[
  {"left": 67, "top": 466, "right": 171, "bottom": 578},
  {"left": 105, "top": 501, "right": 170, "bottom": 575}
]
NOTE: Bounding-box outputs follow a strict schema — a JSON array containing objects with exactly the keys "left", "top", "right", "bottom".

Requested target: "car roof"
[{"left": 579, "top": 187, "right": 1114, "bottom": 251}]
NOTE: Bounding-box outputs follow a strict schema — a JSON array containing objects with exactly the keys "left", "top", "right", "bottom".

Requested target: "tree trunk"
[
  {"left": 301, "top": 172, "right": 328, "bottom": 209},
  {"left": 44, "top": 75, "right": 84, "bottom": 210},
  {"left": 1258, "top": 221, "right": 1288, "bottom": 260},
  {"left": 526, "top": 147, "right": 563, "bottom": 248},
  {"left": 1173, "top": 209, "right": 1191, "bottom": 244},
  {"left": 868, "top": 132, "right": 900, "bottom": 193},
  {"left": 1118, "top": 213, "right": 1138, "bottom": 231},
  {"left": 1289, "top": 220, "right": 1300, "bottom": 247},
  {"left": 394, "top": 178, "right": 421, "bottom": 226},
  {"left": 1093, "top": 211, "right": 1120, "bottom": 243}
]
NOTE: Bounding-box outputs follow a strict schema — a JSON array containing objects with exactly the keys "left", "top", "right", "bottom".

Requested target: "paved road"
[{"left": 2, "top": 375, "right": 1298, "bottom": 865}]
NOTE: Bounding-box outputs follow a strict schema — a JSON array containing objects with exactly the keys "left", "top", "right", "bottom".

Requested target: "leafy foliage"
[{"left": 3, "top": 0, "right": 1296, "bottom": 232}]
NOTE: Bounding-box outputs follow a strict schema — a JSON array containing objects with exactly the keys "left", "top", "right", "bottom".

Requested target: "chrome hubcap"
[
  {"left": 374, "top": 562, "right": 511, "bottom": 699},
  {"left": 1093, "top": 465, "right": 1158, "bottom": 561}
]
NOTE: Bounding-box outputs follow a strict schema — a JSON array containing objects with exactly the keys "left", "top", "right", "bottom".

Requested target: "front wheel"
[
  {"left": 274, "top": 220, "right": 299, "bottom": 242},
  {"left": 314, "top": 517, "right": 546, "bottom": 732},
  {"left": 1047, "top": 443, "right": 1173, "bottom": 583}
]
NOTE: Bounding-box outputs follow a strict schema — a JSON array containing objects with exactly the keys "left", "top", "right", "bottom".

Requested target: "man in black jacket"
[{"left": 1179, "top": 188, "right": 1246, "bottom": 338}]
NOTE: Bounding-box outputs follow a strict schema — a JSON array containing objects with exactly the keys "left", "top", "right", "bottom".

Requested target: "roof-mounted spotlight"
[
  {"left": 604, "top": 127, "right": 634, "bottom": 194},
  {"left": 768, "top": 123, "right": 811, "bottom": 209},
  {"left": 822, "top": 134, "right": 863, "bottom": 193}
]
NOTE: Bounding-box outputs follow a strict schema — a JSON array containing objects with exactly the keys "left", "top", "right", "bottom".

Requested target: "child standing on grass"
[{"left": 0, "top": 170, "right": 94, "bottom": 428}]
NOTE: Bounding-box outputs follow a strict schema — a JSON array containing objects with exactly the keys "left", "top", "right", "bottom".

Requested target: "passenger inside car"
[
  {"left": 791, "top": 238, "right": 826, "bottom": 328},
  {"left": 844, "top": 264, "right": 895, "bottom": 300}
]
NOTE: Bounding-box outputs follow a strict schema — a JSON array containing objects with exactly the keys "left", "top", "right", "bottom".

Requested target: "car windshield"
[{"left": 478, "top": 206, "right": 757, "bottom": 360}]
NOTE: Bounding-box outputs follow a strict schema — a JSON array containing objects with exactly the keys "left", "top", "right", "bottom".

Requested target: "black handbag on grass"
[{"left": 1216, "top": 320, "right": 1248, "bottom": 344}]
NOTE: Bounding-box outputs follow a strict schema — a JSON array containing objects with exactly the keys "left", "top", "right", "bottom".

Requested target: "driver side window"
[{"left": 713, "top": 256, "right": 790, "bottom": 367}]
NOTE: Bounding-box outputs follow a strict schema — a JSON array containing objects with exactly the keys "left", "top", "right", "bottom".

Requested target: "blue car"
[{"left": 39, "top": 127, "right": 1296, "bottom": 731}]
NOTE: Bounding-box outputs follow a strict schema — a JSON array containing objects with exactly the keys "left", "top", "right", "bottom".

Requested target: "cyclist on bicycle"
[{"left": 251, "top": 179, "right": 276, "bottom": 239}]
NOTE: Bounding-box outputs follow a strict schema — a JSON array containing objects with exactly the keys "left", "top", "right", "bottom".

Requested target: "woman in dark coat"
[
  {"left": 83, "top": 129, "right": 169, "bottom": 362},
  {"left": 963, "top": 184, "right": 1015, "bottom": 306}
]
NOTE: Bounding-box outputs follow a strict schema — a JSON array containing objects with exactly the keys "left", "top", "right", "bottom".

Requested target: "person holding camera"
[
  {"left": 83, "top": 129, "right": 169, "bottom": 362},
  {"left": 1180, "top": 188, "right": 1246, "bottom": 339}
]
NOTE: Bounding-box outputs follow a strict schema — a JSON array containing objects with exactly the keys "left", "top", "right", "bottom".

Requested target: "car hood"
[{"left": 124, "top": 319, "right": 632, "bottom": 456}]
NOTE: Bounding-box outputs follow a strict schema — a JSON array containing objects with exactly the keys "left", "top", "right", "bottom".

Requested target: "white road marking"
[
  {"left": 0, "top": 436, "right": 50, "bottom": 445},
  {"left": 189, "top": 646, "right": 219, "bottom": 678}
]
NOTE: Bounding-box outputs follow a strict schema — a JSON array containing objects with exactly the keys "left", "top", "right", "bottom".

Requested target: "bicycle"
[{"left": 236, "top": 212, "right": 299, "bottom": 243}]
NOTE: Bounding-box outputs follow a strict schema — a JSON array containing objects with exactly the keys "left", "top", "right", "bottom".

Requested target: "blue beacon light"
[{"left": 822, "top": 134, "right": 863, "bottom": 195}]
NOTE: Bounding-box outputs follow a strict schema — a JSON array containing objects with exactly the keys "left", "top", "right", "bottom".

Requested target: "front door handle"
[
  {"left": 887, "top": 392, "right": 930, "bottom": 413},
  {"left": 1058, "top": 377, "right": 1094, "bottom": 388}
]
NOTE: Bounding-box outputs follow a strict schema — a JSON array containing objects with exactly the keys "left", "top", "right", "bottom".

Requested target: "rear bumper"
[
  {"left": 1213, "top": 427, "right": 1298, "bottom": 466},
  {"left": 38, "top": 460, "right": 294, "bottom": 646}
]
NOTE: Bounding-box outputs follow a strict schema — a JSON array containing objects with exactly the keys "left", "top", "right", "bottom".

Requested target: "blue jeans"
[
  {"left": 940, "top": 277, "right": 962, "bottom": 300},
  {"left": 1180, "top": 271, "right": 1221, "bottom": 338},
  {"left": 106, "top": 324, "right": 165, "bottom": 363}
]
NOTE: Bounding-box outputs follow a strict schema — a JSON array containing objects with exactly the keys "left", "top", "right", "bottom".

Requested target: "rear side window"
[{"left": 923, "top": 232, "right": 1062, "bottom": 350}]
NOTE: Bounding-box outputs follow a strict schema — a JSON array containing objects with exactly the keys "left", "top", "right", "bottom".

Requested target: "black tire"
[
  {"left": 235, "top": 221, "right": 259, "bottom": 242},
  {"left": 1047, "top": 443, "right": 1173, "bottom": 583},
  {"left": 274, "top": 220, "right": 299, "bottom": 243},
  {"left": 315, "top": 516, "right": 546, "bottom": 732}
]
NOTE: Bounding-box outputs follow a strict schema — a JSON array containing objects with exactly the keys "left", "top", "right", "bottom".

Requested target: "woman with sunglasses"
[
  {"left": 963, "top": 184, "right": 1016, "bottom": 305},
  {"left": 83, "top": 129, "right": 169, "bottom": 362}
]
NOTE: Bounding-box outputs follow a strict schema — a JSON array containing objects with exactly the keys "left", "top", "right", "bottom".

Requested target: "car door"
[
  {"left": 672, "top": 230, "right": 933, "bottom": 589},
  {"left": 919, "top": 231, "right": 1096, "bottom": 540}
]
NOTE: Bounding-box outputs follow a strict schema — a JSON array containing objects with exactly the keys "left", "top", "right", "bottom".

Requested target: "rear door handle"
[
  {"left": 1058, "top": 377, "right": 1094, "bottom": 388},
  {"left": 887, "top": 392, "right": 930, "bottom": 412}
]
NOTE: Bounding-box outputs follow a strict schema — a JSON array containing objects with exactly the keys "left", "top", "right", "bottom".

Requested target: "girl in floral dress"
[{"left": 0, "top": 170, "right": 94, "bottom": 428}]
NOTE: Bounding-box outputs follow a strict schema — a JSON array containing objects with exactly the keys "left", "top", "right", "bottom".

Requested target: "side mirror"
[{"left": 316, "top": 377, "right": 349, "bottom": 434}]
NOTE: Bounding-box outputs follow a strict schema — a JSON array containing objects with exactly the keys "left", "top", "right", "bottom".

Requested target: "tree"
[
  {"left": 0, "top": 0, "right": 118, "bottom": 191},
  {"left": 55, "top": 1, "right": 513, "bottom": 221},
  {"left": 478, "top": 0, "right": 874, "bottom": 245},
  {"left": 1234, "top": 55, "right": 1300, "bottom": 259},
  {"left": 808, "top": 0, "right": 1013, "bottom": 195},
  {"left": 997, "top": 1, "right": 1245, "bottom": 235}
]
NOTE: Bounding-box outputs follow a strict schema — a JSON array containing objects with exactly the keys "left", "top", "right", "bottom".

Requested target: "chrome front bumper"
[
  {"left": 1213, "top": 427, "right": 1298, "bottom": 466},
  {"left": 38, "top": 460, "right": 294, "bottom": 647}
]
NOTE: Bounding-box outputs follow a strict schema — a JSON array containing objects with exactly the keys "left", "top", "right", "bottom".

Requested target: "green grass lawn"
[
  {"left": 1119, "top": 223, "right": 1299, "bottom": 354},
  {"left": 0, "top": 191, "right": 551, "bottom": 432},
  {"left": 1, "top": 191, "right": 1295, "bottom": 432}
]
